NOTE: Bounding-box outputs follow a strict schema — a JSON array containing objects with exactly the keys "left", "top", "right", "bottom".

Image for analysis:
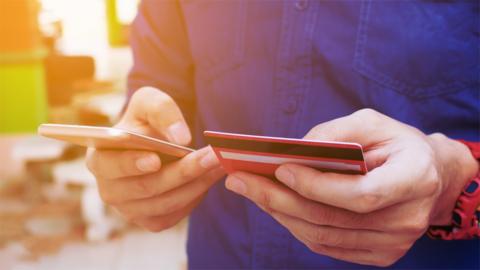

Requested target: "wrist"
[{"left": 428, "top": 133, "right": 479, "bottom": 225}]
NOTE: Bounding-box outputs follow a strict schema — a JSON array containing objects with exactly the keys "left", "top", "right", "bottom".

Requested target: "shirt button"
[
  {"left": 282, "top": 96, "right": 298, "bottom": 114},
  {"left": 295, "top": 0, "right": 308, "bottom": 11}
]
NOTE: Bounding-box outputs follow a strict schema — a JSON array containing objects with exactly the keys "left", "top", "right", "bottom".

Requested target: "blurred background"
[{"left": 0, "top": 0, "right": 187, "bottom": 269}]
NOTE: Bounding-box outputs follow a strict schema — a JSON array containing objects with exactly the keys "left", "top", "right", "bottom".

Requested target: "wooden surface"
[
  {"left": 0, "top": 135, "right": 188, "bottom": 270},
  {"left": 0, "top": 228, "right": 188, "bottom": 270}
]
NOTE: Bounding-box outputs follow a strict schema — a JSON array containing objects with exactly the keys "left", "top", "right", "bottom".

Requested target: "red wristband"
[{"left": 427, "top": 140, "right": 480, "bottom": 240}]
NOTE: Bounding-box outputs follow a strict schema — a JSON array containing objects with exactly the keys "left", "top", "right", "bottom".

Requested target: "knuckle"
[
  {"left": 115, "top": 206, "right": 138, "bottom": 222},
  {"left": 301, "top": 183, "right": 316, "bottom": 200},
  {"left": 307, "top": 243, "right": 326, "bottom": 255},
  {"left": 309, "top": 229, "right": 335, "bottom": 246},
  {"left": 131, "top": 87, "right": 153, "bottom": 104},
  {"left": 85, "top": 151, "right": 100, "bottom": 174},
  {"left": 142, "top": 221, "right": 168, "bottom": 232},
  {"left": 355, "top": 194, "right": 382, "bottom": 214},
  {"left": 159, "top": 199, "right": 183, "bottom": 215},
  {"left": 307, "top": 204, "right": 335, "bottom": 225},
  {"left": 132, "top": 178, "right": 155, "bottom": 199},
  {"left": 353, "top": 108, "right": 384, "bottom": 127},
  {"left": 179, "top": 159, "right": 197, "bottom": 179},
  {"left": 294, "top": 174, "right": 317, "bottom": 199},
  {"left": 393, "top": 242, "right": 413, "bottom": 254},
  {"left": 305, "top": 204, "right": 321, "bottom": 223},
  {"left": 258, "top": 190, "right": 274, "bottom": 212},
  {"left": 374, "top": 258, "right": 397, "bottom": 268},
  {"left": 152, "top": 91, "right": 174, "bottom": 111},
  {"left": 355, "top": 108, "right": 380, "bottom": 120},
  {"left": 98, "top": 189, "right": 118, "bottom": 205},
  {"left": 122, "top": 212, "right": 137, "bottom": 223},
  {"left": 119, "top": 151, "right": 141, "bottom": 175},
  {"left": 348, "top": 212, "right": 371, "bottom": 228},
  {"left": 193, "top": 176, "right": 216, "bottom": 195},
  {"left": 136, "top": 86, "right": 161, "bottom": 98},
  {"left": 123, "top": 214, "right": 136, "bottom": 223},
  {"left": 376, "top": 251, "right": 406, "bottom": 267},
  {"left": 137, "top": 217, "right": 177, "bottom": 233},
  {"left": 429, "top": 132, "right": 448, "bottom": 142},
  {"left": 402, "top": 213, "right": 429, "bottom": 235},
  {"left": 305, "top": 124, "right": 325, "bottom": 139},
  {"left": 353, "top": 184, "right": 384, "bottom": 213},
  {"left": 323, "top": 231, "right": 344, "bottom": 247}
]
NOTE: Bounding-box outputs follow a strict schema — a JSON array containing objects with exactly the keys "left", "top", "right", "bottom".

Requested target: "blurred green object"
[
  {"left": 0, "top": 50, "right": 48, "bottom": 133},
  {"left": 0, "top": 0, "right": 47, "bottom": 134},
  {"left": 106, "top": 0, "right": 127, "bottom": 47},
  {"left": 106, "top": 0, "right": 138, "bottom": 47}
]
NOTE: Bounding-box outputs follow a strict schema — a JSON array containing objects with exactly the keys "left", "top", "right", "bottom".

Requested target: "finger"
[
  {"left": 226, "top": 172, "right": 354, "bottom": 226},
  {"left": 120, "top": 87, "right": 191, "bottom": 145},
  {"left": 227, "top": 172, "right": 431, "bottom": 235},
  {"left": 275, "top": 158, "right": 435, "bottom": 213},
  {"left": 226, "top": 171, "right": 381, "bottom": 230},
  {"left": 98, "top": 146, "right": 220, "bottom": 203},
  {"left": 269, "top": 211, "right": 414, "bottom": 251},
  {"left": 116, "top": 167, "right": 225, "bottom": 219},
  {"left": 304, "top": 109, "right": 398, "bottom": 173},
  {"left": 86, "top": 148, "right": 161, "bottom": 180},
  {"left": 363, "top": 147, "right": 389, "bottom": 171},
  {"left": 306, "top": 244, "right": 405, "bottom": 267}
]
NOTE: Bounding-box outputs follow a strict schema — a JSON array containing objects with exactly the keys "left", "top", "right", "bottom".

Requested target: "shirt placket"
[{"left": 253, "top": 0, "right": 318, "bottom": 268}]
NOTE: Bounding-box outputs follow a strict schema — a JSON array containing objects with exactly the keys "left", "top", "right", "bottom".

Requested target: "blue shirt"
[{"left": 127, "top": 1, "right": 480, "bottom": 269}]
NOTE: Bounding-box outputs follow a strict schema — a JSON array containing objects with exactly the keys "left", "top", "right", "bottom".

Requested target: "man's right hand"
[{"left": 86, "top": 87, "right": 224, "bottom": 232}]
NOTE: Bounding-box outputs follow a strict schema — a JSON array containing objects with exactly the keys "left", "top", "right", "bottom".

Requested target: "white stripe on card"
[{"left": 219, "top": 151, "right": 361, "bottom": 172}]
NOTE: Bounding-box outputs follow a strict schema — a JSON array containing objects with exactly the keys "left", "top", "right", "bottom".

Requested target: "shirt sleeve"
[{"left": 127, "top": 0, "right": 195, "bottom": 124}]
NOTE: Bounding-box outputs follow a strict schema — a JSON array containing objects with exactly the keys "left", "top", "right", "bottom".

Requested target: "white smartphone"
[{"left": 38, "top": 124, "right": 194, "bottom": 158}]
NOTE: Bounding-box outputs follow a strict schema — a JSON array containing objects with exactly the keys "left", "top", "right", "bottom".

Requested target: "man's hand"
[
  {"left": 224, "top": 109, "right": 479, "bottom": 267},
  {"left": 86, "top": 87, "right": 224, "bottom": 232}
]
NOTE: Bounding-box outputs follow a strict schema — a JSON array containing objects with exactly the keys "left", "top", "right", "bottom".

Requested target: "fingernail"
[
  {"left": 136, "top": 154, "right": 160, "bottom": 173},
  {"left": 275, "top": 166, "right": 295, "bottom": 187},
  {"left": 200, "top": 150, "right": 219, "bottom": 169},
  {"left": 225, "top": 176, "right": 247, "bottom": 195},
  {"left": 167, "top": 122, "right": 191, "bottom": 145}
]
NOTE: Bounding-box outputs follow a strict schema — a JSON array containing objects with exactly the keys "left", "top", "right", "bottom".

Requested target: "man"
[{"left": 86, "top": 1, "right": 479, "bottom": 268}]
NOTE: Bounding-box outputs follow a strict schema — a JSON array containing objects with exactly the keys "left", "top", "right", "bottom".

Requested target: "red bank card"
[{"left": 204, "top": 131, "right": 368, "bottom": 177}]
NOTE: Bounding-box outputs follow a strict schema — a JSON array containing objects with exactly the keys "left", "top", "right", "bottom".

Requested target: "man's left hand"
[{"left": 225, "top": 109, "right": 479, "bottom": 267}]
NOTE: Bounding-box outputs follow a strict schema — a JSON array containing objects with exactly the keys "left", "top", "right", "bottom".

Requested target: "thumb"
[
  {"left": 304, "top": 109, "right": 393, "bottom": 147},
  {"left": 121, "top": 87, "right": 192, "bottom": 146}
]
